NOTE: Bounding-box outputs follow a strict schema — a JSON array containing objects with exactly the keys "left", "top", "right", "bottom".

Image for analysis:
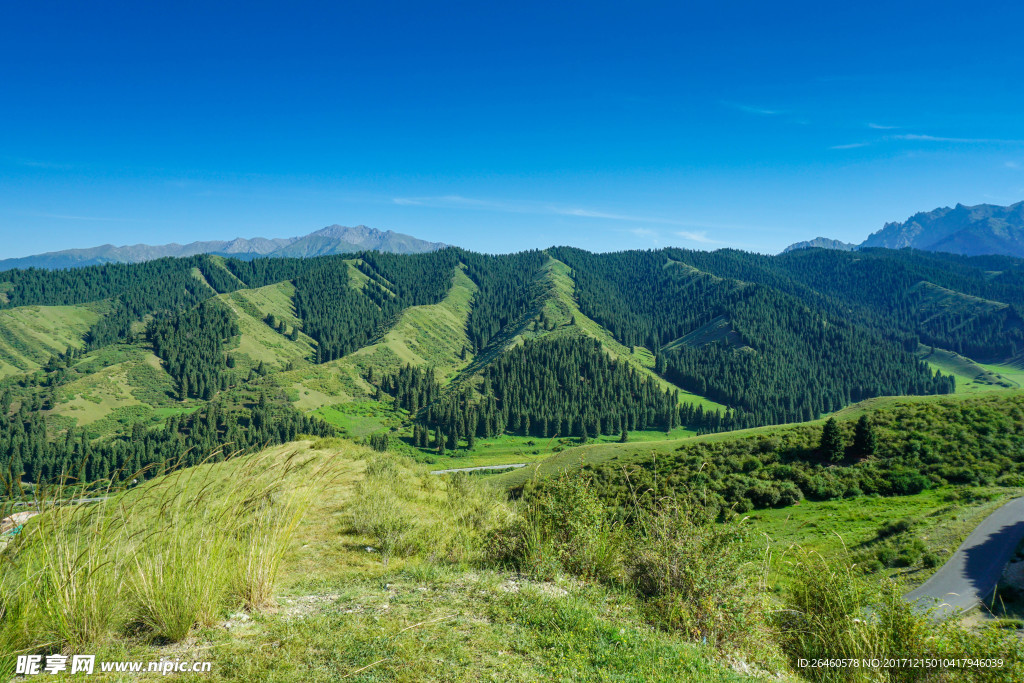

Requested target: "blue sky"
[{"left": 2, "top": 1, "right": 1023, "bottom": 257}]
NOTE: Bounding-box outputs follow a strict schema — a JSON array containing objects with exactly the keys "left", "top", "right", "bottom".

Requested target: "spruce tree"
[
  {"left": 853, "top": 415, "right": 877, "bottom": 456},
  {"left": 820, "top": 417, "right": 844, "bottom": 462}
]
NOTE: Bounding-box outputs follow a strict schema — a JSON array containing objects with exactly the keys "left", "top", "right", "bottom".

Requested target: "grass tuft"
[{"left": 0, "top": 447, "right": 339, "bottom": 674}]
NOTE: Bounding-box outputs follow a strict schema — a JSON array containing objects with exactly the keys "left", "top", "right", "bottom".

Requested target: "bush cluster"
[
  {"left": 487, "top": 475, "right": 771, "bottom": 650},
  {"left": 552, "top": 394, "right": 1024, "bottom": 518},
  {"left": 490, "top": 470, "right": 1024, "bottom": 680}
]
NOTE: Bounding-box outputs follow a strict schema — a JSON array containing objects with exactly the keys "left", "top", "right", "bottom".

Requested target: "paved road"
[
  {"left": 429, "top": 463, "right": 526, "bottom": 475},
  {"left": 7, "top": 496, "right": 110, "bottom": 507},
  {"left": 905, "top": 496, "right": 1024, "bottom": 619}
]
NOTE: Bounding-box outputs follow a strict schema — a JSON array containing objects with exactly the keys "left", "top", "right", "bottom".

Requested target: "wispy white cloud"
[
  {"left": 553, "top": 207, "right": 644, "bottom": 221},
  {"left": 829, "top": 132, "right": 1024, "bottom": 151},
  {"left": 893, "top": 133, "right": 1024, "bottom": 144},
  {"left": 867, "top": 122, "right": 898, "bottom": 130},
  {"left": 1007, "top": 161, "right": 1021, "bottom": 169},
  {"left": 393, "top": 195, "right": 499, "bottom": 208},
  {"left": 675, "top": 230, "right": 721, "bottom": 244},
  {"left": 724, "top": 102, "right": 784, "bottom": 116},
  {"left": 393, "top": 195, "right": 688, "bottom": 226},
  {"left": 4, "top": 157, "right": 74, "bottom": 170},
  {"left": 392, "top": 195, "right": 767, "bottom": 247},
  {"left": 32, "top": 213, "right": 127, "bottom": 222}
]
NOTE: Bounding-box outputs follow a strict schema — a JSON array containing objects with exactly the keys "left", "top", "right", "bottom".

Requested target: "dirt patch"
[{"left": 497, "top": 579, "right": 569, "bottom": 598}]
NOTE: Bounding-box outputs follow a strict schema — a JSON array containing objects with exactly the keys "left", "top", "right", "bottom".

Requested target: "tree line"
[
  {"left": 378, "top": 336, "right": 734, "bottom": 452},
  {"left": 0, "top": 389, "right": 333, "bottom": 487}
]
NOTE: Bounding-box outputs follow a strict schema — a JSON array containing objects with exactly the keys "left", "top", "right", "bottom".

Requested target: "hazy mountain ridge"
[
  {"left": 783, "top": 201, "right": 1024, "bottom": 257},
  {"left": 0, "top": 225, "right": 447, "bottom": 270},
  {"left": 782, "top": 237, "right": 858, "bottom": 253}
]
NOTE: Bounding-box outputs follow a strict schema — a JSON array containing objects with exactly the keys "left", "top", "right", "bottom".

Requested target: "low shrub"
[
  {"left": 877, "top": 517, "right": 916, "bottom": 539},
  {"left": 777, "top": 550, "right": 1024, "bottom": 682},
  {"left": 624, "top": 503, "right": 769, "bottom": 649},
  {"left": 487, "top": 475, "right": 623, "bottom": 582}
]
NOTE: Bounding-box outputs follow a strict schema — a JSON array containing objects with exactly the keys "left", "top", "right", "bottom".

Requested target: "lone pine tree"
[
  {"left": 853, "top": 414, "right": 878, "bottom": 456},
  {"left": 820, "top": 417, "right": 844, "bottom": 462}
]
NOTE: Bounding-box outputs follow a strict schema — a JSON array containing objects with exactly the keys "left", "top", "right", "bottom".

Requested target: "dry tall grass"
[{"left": 0, "top": 446, "right": 339, "bottom": 674}]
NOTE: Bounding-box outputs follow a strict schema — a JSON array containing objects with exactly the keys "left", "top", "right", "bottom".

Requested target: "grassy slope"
[
  {"left": 285, "top": 267, "right": 477, "bottom": 413},
  {"left": 753, "top": 486, "right": 1023, "bottom": 591},
  {"left": 416, "top": 427, "right": 702, "bottom": 470},
  {"left": 46, "top": 343, "right": 183, "bottom": 436},
  {"left": 493, "top": 390, "right": 1024, "bottom": 489},
  {"left": 662, "top": 315, "right": 746, "bottom": 352},
  {"left": 910, "top": 280, "right": 1009, "bottom": 321},
  {"left": 218, "top": 281, "right": 318, "bottom": 372},
  {"left": 361, "top": 256, "right": 725, "bottom": 470},
  {"left": 244, "top": 443, "right": 750, "bottom": 682},
  {"left": 977, "top": 361, "right": 1024, "bottom": 389},
  {"left": 206, "top": 254, "right": 248, "bottom": 289},
  {"left": 64, "top": 441, "right": 748, "bottom": 682},
  {"left": 531, "top": 257, "right": 724, "bottom": 413},
  {"left": 190, "top": 266, "right": 217, "bottom": 293},
  {"left": 916, "top": 344, "right": 1017, "bottom": 393},
  {"left": 344, "top": 258, "right": 372, "bottom": 291},
  {"left": 493, "top": 390, "right": 1024, "bottom": 595},
  {"left": 0, "top": 302, "right": 107, "bottom": 377}
]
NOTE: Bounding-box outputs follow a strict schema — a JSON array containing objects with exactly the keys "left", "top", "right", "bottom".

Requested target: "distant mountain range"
[
  {"left": 784, "top": 201, "right": 1024, "bottom": 258},
  {"left": 782, "top": 237, "right": 858, "bottom": 253},
  {"left": 0, "top": 225, "right": 448, "bottom": 270}
]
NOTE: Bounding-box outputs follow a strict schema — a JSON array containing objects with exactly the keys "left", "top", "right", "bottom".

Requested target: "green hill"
[
  {"left": 444, "top": 256, "right": 721, "bottom": 407},
  {"left": 916, "top": 344, "right": 1015, "bottom": 392},
  {"left": 662, "top": 315, "right": 746, "bottom": 352},
  {"left": 3, "top": 245, "right": 1024, "bottom": 490},
  {"left": 495, "top": 390, "right": 1024, "bottom": 596},
  {"left": 0, "top": 302, "right": 107, "bottom": 377},
  {"left": 283, "top": 266, "right": 477, "bottom": 411},
  {"left": 494, "top": 390, "right": 1024, "bottom": 491},
  {"left": 909, "top": 280, "right": 1009, "bottom": 320},
  {"left": 46, "top": 343, "right": 181, "bottom": 436},
  {"left": 218, "top": 281, "right": 317, "bottom": 372}
]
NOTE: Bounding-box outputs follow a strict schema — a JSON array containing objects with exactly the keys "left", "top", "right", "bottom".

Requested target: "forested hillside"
[{"left": 0, "top": 244, "right": 1021, "bottom": 487}]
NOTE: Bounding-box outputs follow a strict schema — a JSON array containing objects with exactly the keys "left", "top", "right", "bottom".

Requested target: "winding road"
[
  {"left": 905, "top": 496, "right": 1024, "bottom": 619},
  {"left": 429, "top": 463, "right": 526, "bottom": 475}
]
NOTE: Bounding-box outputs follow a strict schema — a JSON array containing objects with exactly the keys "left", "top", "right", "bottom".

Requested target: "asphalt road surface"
[
  {"left": 905, "top": 496, "right": 1024, "bottom": 619},
  {"left": 429, "top": 464, "right": 526, "bottom": 475}
]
